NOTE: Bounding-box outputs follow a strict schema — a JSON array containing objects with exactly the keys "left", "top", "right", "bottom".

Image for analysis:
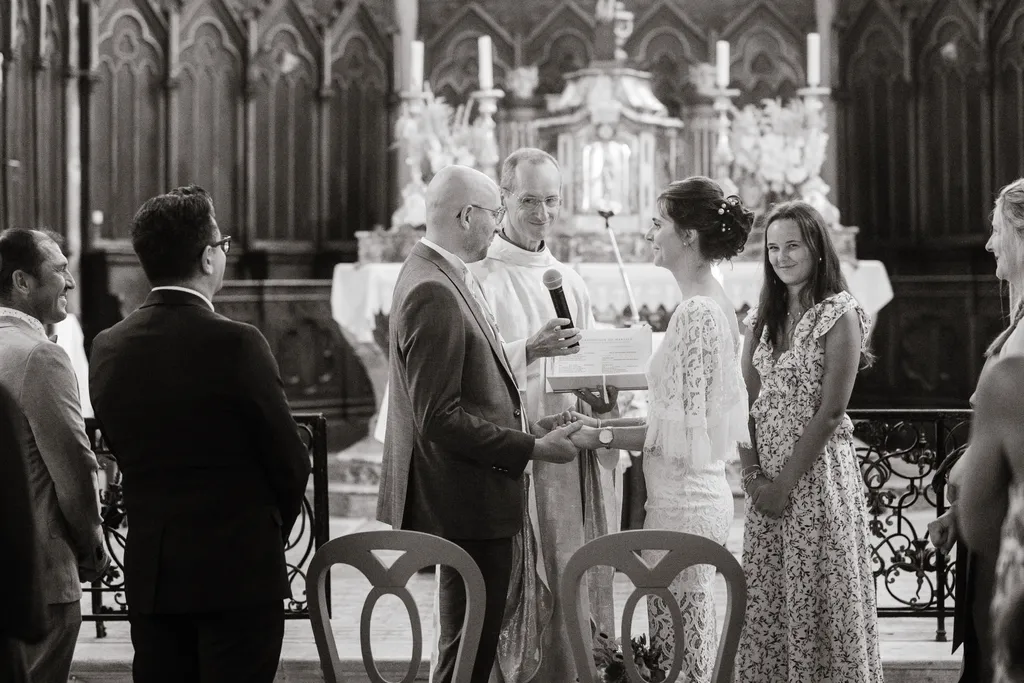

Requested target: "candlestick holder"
[
  {"left": 469, "top": 87, "right": 505, "bottom": 181},
  {"left": 796, "top": 86, "right": 831, "bottom": 127},
  {"left": 709, "top": 86, "right": 740, "bottom": 186}
]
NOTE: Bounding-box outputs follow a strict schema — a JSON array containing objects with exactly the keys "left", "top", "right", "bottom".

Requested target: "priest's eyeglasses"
[
  {"left": 508, "top": 192, "right": 563, "bottom": 210},
  {"left": 460, "top": 204, "right": 506, "bottom": 224}
]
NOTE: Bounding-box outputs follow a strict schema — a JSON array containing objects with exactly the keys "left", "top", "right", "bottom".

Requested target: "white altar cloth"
[{"left": 331, "top": 260, "right": 894, "bottom": 344}]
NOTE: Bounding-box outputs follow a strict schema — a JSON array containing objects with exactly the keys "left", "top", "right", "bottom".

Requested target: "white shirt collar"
[
  {"left": 151, "top": 286, "right": 215, "bottom": 312},
  {"left": 0, "top": 306, "right": 46, "bottom": 338},
  {"left": 420, "top": 238, "right": 471, "bottom": 281}
]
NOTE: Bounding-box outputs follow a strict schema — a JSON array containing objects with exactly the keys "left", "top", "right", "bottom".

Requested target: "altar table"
[{"left": 331, "top": 259, "right": 894, "bottom": 345}]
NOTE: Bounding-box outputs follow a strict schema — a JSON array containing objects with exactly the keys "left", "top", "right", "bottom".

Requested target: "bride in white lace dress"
[{"left": 565, "top": 177, "right": 752, "bottom": 682}]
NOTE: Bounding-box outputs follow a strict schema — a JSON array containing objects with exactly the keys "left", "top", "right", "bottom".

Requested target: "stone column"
[
  {"left": 392, "top": 0, "right": 418, "bottom": 200},
  {"left": 64, "top": 0, "right": 82, "bottom": 314},
  {"left": 816, "top": 0, "right": 839, "bottom": 206}
]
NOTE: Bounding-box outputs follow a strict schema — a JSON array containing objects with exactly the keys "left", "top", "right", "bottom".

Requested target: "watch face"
[{"left": 599, "top": 428, "right": 613, "bottom": 445}]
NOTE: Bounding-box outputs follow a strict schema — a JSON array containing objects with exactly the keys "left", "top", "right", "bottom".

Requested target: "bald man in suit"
[{"left": 377, "top": 165, "right": 582, "bottom": 683}]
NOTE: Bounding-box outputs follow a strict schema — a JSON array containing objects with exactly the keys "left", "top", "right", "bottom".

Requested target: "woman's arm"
[
  {"left": 738, "top": 325, "right": 766, "bottom": 494},
  {"left": 958, "top": 357, "right": 1022, "bottom": 555},
  {"left": 753, "top": 309, "right": 860, "bottom": 517},
  {"left": 571, "top": 424, "right": 647, "bottom": 451}
]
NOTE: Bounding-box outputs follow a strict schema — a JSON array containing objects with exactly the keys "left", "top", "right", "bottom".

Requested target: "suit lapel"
[{"left": 411, "top": 244, "right": 521, "bottom": 393}]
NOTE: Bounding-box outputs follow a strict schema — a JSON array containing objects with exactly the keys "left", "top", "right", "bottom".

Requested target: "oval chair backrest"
[
  {"left": 560, "top": 529, "right": 747, "bottom": 683},
  {"left": 306, "top": 530, "right": 486, "bottom": 683}
]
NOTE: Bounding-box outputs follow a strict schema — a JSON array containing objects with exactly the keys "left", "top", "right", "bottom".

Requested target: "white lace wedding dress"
[{"left": 642, "top": 296, "right": 748, "bottom": 683}]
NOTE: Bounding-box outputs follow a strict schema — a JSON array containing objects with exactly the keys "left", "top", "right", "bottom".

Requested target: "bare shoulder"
[{"left": 975, "top": 356, "right": 1024, "bottom": 416}]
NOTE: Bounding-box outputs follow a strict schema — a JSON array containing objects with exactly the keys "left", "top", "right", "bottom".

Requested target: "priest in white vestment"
[{"left": 468, "top": 148, "right": 618, "bottom": 683}]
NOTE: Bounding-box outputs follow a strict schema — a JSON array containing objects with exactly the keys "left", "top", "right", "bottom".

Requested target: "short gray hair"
[{"left": 499, "top": 148, "right": 560, "bottom": 193}]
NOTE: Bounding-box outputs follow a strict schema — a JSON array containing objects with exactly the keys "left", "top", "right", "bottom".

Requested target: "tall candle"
[
  {"left": 478, "top": 35, "right": 493, "bottom": 90},
  {"left": 409, "top": 40, "right": 424, "bottom": 92},
  {"left": 807, "top": 33, "right": 821, "bottom": 87},
  {"left": 715, "top": 40, "right": 730, "bottom": 89}
]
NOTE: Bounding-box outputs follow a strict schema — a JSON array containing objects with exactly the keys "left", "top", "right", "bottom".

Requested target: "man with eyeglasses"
[
  {"left": 89, "top": 185, "right": 311, "bottom": 683},
  {"left": 468, "top": 147, "right": 618, "bottom": 682}
]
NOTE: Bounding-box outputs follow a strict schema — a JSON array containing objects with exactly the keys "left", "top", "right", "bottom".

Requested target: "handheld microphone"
[{"left": 542, "top": 269, "right": 580, "bottom": 349}]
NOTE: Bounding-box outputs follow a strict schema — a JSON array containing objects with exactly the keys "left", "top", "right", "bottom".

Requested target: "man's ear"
[
  {"left": 199, "top": 247, "right": 215, "bottom": 275},
  {"left": 11, "top": 269, "right": 33, "bottom": 295}
]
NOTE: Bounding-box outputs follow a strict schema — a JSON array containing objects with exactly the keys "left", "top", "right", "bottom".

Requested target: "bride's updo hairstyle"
[{"left": 657, "top": 176, "right": 754, "bottom": 262}]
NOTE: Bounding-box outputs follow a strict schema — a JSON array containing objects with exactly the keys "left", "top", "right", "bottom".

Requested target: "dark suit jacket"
[
  {"left": 89, "top": 289, "right": 311, "bottom": 614},
  {"left": 0, "top": 384, "right": 45, "bottom": 643},
  {"left": 377, "top": 243, "right": 535, "bottom": 540}
]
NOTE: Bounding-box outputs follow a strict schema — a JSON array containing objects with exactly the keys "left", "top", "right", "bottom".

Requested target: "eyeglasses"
[
  {"left": 459, "top": 204, "right": 506, "bottom": 224},
  {"left": 210, "top": 236, "right": 232, "bottom": 255},
  {"left": 505, "top": 191, "right": 562, "bottom": 211}
]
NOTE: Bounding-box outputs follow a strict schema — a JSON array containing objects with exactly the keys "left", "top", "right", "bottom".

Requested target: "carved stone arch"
[
  {"left": 97, "top": 6, "right": 166, "bottom": 57},
  {"left": 332, "top": 32, "right": 386, "bottom": 89},
  {"left": 332, "top": 3, "right": 388, "bottom": 89},
  {"left": 431, "top": 29, "right": 510, "bottom": 101},
  {"left": 630, "top": 0, "right": 705, "bottom": 64},
  {"left": 429, "top": 2, "right": 514, "bottom": 58},
  {"left": 255, "top": 23, "right": 317, "bottom": 85},
  {"left": 632, "top": 26, "right": 703, "bottom": 113},
  {"left": 180, "top": 0, "right": 246, "bottom": 52},
  {"left": 844, "top": 23, "right": 903, "bottom": 88},
  {"left": 259, "top": 0, "right": 319, "bottom": 54},
  {"left": 524, "top": 0, "right": 593, "bottom": 51},
  {"left": 526, "top": 28, "right": 590, "bottom": 98},
  {"left": 730, "top": 24, "right": 802, "bottom": 106}
]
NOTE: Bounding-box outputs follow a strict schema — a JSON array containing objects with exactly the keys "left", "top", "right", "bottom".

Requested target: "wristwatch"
[{"left": 598, "top": 428, "right": 614, "bottom": 446}]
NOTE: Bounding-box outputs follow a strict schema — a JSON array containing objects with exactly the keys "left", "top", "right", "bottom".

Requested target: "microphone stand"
[{"left": 598, "top": 209, "right": 641, "bottom": 326}]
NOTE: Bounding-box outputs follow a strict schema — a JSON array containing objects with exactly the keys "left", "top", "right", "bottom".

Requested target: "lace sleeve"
[
  {"left": 645, "top": 300, "right": 724, "bottom": 466},
  {"left": 742, "top": 305, "right": 758, "bottom": 330}
]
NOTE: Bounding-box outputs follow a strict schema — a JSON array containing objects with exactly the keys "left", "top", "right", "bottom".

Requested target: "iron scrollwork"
[
  {"left": 82, "top": 413, "right": 330, "bottom": 637},
  {"left": 850, "top": 409, "right": 971, "bottom": 641}
]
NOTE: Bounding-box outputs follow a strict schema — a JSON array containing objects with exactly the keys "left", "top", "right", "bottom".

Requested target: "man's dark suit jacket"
[
  {"left": 377, "top": 242, "right": 535, "bottom": 539},
  {"left": 89, "top": 289, "right": 311, "bottom": 614},
  {"left": 0, "top": 383, "right": 45, "bottom": 643}
]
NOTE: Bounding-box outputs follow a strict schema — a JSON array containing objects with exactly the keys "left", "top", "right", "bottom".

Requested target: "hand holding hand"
[
  {"left": 928, "top": 508, "right": 959, "bottom": 555},
  {"left": 532, "top": 421, "right": 582, "bottom": 464},
  {"left": 569, "top": 425, "right": 601, "bottom": 450},
  {"left": 527, "top": 319, "right": 581, "bottom": 362},
  {"left": 751, "top": 479, "right": 791, "bottom": 518},
  {"left": 572, "top": 385, "right": 620, "bottom": 414}
]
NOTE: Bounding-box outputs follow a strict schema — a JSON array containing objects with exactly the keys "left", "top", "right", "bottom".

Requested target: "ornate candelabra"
[{"left": 468, "top": 87, "right": 505, "bottom": 181}]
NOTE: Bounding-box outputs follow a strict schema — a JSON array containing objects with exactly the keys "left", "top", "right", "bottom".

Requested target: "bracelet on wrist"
[{"left": 596, "top": 418, "right": 602, "bottom": 429}]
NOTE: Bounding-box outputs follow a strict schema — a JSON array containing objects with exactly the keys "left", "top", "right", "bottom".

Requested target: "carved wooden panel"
[
  {"left": 326, "top": 4, "right": 389, "bottom": 244},
  {"left": 629, "top": 2, "right": 706, "bottom": 114},
  {"left": 90, "top": 0, "right": 166, "bottom": 242},
  {"left": 523, "top": 3, "right": 591, "bottom": 98},
  {"left": 177, "top": 1, "right": 243, "bottom": 241},
  {"left": 251, "top": 2, "right": 320, "bottom": 244},
  {"left": 853, "top": 275, "right": 1006, "bottom": 408},
  {"left": 992, "top": 1, "right": 1024, "bottom": 186},
  {"left": 837, "top": 1, "right": 912, "bottom": 245},
  {"left": 914, "top": 0, "right": 985, "bottom": 243}
]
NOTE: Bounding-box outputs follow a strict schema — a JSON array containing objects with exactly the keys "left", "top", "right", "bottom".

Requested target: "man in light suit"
[
  {"left": 0, "top": 383, "right": 46, "bottom": 683},
  {"left": 0, "top": 228, "right": 109, "bottom": 683},
  {"left": 90, "top": 185, "right": 311, "bottom": 683},
  {"left": 377, "top": 165, "right": 582, "bottom": 683}
]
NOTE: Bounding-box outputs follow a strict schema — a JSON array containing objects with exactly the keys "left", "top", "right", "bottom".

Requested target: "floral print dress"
[{"left": 736, "top": 292, "right": 884, "bottom": 682}]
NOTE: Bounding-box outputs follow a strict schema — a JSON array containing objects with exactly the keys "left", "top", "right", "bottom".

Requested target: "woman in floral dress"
[
  {"left": 735, "top": 201, "right": 883, "bottom": 682},
  {"left": 564, "top": 176, "right": 752, "bottom": 682}
]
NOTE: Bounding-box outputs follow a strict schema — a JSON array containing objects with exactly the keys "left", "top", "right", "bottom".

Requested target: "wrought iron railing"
[
  {"left": 82, "top": 413, "right": 331, "bottom": 637},
  {"left": 849, "top": 409, "right": 972, "bottom": 642}
]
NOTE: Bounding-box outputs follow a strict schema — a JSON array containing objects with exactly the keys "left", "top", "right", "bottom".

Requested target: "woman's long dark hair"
[{"left": 752, "top": 201, "right": 872, "bottom": 367}]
